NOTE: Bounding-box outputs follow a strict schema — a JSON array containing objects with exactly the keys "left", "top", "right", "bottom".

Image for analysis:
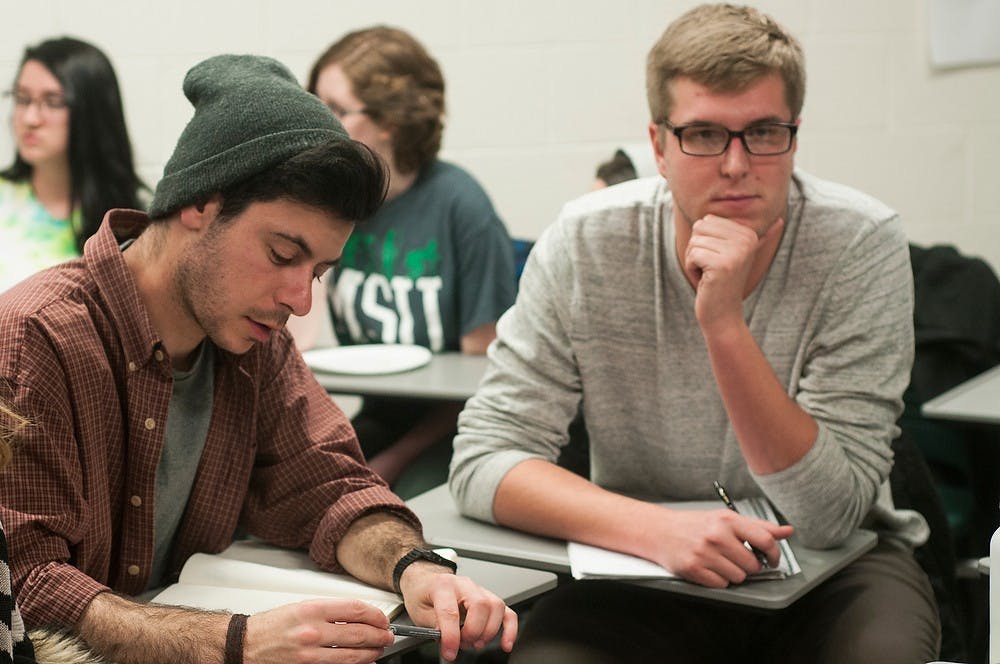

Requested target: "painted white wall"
[{"left": 3, "top": 0, "right": 998, "bottom": 273}]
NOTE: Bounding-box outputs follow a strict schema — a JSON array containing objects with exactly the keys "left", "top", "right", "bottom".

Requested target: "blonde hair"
[
  {"left": 646, "top": 3, "right": 805, "bottom": 123},
  {"left": 0, "top": 401, "right": 27, "bottom": 471}
]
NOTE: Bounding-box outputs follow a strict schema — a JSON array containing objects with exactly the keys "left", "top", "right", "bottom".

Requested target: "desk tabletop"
[
  {"left": 410, "top": 484, "right": 570, "bottom": 573},
  {"left": 311, "top": 351, "right": 489, "bottom": 401},
  {"left": 922, "top": 364, "right": 1000, "bottom": 425},
  {"left": 407, "top": 484, "right": 877, "bottom": 611}
]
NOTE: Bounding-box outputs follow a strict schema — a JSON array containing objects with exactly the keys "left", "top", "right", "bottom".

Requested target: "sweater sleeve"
[
  {"left": 753, "top": 214, "right": 914, "bottom": 547},
  {"left": 449, "top": 219, "right": 583, "bottom": 522}
]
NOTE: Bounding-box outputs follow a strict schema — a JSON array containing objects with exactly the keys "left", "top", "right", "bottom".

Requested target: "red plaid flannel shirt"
[{"left": 0, "top": 210, "right": 419, "bottom": 627}]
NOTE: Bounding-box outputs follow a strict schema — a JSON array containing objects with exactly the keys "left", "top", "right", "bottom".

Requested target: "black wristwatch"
[{"left": 392, "top": 547, "right": 457, "bottom": 595}]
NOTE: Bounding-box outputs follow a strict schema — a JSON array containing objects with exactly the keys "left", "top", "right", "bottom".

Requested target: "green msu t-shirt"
[{"left": 330, "top": 160, "right": 516, "bottom": 351}]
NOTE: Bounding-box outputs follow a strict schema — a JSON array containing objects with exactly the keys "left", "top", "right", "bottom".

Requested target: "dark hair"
[
  {"left": 307, "top": 26, "right": 445, "bottom": 175},
  {"left": 595, "top": 150, "right": 638, "bottom": 187},
  {"left": 2, "top": 36, "right": 146, "bottom": 251},
  {"left": 212, "top": 138, "right": 388, "bottom": 226}
]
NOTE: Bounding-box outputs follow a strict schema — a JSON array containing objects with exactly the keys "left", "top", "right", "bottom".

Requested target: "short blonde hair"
[
  {"left": 0, "top": 400, "right": 27, "bottom": 471},
  {"left": 646, "top": 3, "right": 805, "bottom": 123}
]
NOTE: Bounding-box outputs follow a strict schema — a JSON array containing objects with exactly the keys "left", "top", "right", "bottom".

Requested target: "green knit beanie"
[{"left": 148, "top": 54, "right": 348, "bottom": 219}]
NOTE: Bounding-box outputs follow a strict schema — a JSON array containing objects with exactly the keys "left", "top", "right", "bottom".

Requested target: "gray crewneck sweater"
[{"left": 450, "top": 171, "right": 928, "bottom": 549}]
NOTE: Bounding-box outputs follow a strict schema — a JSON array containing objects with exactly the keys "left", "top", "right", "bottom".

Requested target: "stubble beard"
[{"left": 173, "top": 238, "right": 232, "bottom": 352}]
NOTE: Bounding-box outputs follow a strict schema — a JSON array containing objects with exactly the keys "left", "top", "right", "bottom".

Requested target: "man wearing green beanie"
[{"left": 0, "top": 54, "right": 516, "bottom": 663}]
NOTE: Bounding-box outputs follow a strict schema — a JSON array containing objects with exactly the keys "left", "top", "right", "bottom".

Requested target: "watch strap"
[{"left": 392, "top": 548, "right": 457, "bottom": 595}]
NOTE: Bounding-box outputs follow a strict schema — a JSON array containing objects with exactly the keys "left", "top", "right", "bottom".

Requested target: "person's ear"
[
  {"left": 649, "top": 122, "right": 669, "bottom": 180},
  {"left": 178, "top": 194, "right": 223, "bottom": 233}
]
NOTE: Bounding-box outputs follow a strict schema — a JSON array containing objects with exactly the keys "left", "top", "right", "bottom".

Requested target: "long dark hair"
[{"left": 2, "top": 37, "right": 146, "bottom": 251}]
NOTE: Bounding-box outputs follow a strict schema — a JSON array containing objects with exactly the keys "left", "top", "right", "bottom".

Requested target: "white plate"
[{"left": 302, "top": 344, "right": 432, "bottom": 376}]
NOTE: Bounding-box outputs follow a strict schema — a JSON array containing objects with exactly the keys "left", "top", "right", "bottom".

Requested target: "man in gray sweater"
[{"left": 449, "top": 4, "right": 940, "bottom": 662}]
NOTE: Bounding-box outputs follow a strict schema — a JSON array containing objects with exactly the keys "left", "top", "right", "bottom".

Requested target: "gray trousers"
[{"left": 510, "top": 540, "right": 941, "bottom": 664}]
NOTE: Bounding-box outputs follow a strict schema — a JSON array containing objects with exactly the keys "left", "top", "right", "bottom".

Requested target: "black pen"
[
  {"left": 389, "top": 623, "right": 442, "bottom": 640},
  {"left": 712, "top": 480, "right": 771, "bottom": 568}
]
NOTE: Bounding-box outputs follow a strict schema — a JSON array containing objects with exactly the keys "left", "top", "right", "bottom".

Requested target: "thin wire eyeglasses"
[
  {"left": 660, "top": 120, "right": 797, "bottom": 156},
  {"left": 324, "top": 101, "right": 369, "bottom": 120},
  {"left": 4, "top": 90, "right": 69, "bottom": 115}
]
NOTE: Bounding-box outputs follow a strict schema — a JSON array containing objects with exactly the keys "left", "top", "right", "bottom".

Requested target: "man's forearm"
[
  {"left": 492, "top": 458, "right": 794, "bottom": 587},
  {"left": 336, "top": 512, "right": 428, "bottom": 590},
  {"left": 459, "top": 322, "right": 497, "bottom": 354},
  {"left": 78, "top": 591, "right": 228, "bottom": 664},
  {"left": 703, "top": 322, "right": 817, "bottom": 474},
  {"left": 493, "top": 458, "right": 662, "bottom": 558}
]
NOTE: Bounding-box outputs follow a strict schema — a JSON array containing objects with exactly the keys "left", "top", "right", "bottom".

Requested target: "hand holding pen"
[{"left": 712, "top": 480, "right": 772, "bottom": 568}]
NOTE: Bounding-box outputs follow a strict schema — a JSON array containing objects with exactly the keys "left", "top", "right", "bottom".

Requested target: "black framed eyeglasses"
[{"left": 660, "top": 120, "right": 797, "bottom": 156}]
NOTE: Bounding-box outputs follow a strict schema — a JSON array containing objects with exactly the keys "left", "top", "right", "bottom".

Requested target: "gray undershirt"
[{"left": 146, "top": 340, "right": 215, "bottom": 589}]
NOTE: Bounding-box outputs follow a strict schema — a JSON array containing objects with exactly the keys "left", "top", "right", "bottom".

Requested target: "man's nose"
[
  {"left": 278, "top": 271, "right": 314, "bottom": 317},
  {"left": 720, "top": 134, "right": 751, "bottom": 177}
]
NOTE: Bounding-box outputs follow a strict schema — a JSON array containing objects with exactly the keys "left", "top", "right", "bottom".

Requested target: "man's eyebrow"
[
  {"left": 273, "top": 232, "right": 340, "bottom": 268},
  {"left": 685, "top": 114, "right": 789, "bottom": 126},
  {"left": 747, "top": 114, "right": 790, "bottom": 124}
]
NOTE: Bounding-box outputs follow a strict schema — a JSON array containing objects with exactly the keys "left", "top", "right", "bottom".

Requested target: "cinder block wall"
[{"left": 2, "top": 0, "right": 997, "bottom": 273}]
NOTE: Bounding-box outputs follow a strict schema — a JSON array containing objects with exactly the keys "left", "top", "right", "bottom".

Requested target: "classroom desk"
[
  {"left": 406, "top": 484, "right": 877, "bottom": 611},
  {"left": 311, "top": 351, "right": 489, "bottom": 401},
  {"left": 922, "top": 364, "right": 1000, "bottom": 425},
  {"left": 386, "top": 556, "right": 555, "bottom": 657}
]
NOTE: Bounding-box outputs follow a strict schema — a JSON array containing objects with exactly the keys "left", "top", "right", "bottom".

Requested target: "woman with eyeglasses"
[
  {"left": 301, "top": 26, "right": 516, "bottom": 498},
  {"left": 1, "top": 37, "right": 146, "bottom": 292}
]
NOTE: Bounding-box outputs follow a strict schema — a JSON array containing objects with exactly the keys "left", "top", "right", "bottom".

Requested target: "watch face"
[{"left": 416, "top": 548, "right": 456, "bottom": 567}]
